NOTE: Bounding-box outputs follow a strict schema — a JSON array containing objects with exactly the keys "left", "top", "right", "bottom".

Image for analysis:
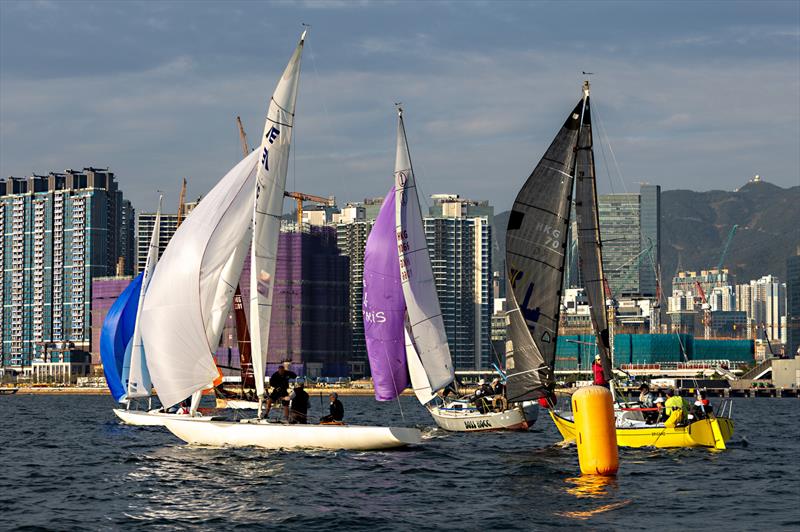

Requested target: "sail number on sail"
[
  {"left": 396, "top": 229, "right": 412, "bottom": 281},
  {"left": 260, "top": 126, "right": 281, "bottom": 171}
]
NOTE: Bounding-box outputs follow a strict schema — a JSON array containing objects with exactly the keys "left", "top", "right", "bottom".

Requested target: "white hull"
[
  {"left": 224, "top": 399, "right": 259, "bottom": 410},
  {"left": 429, "top": 400, "right": 539, "bottom": 432},
  {"left": 163, "top": 418, "right": 421, "bottom": 450},
  {"left": 113, "top": 408, "right": 216, "bottom": 427}
]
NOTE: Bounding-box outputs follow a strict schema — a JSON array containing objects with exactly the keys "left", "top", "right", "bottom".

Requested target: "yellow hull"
[{"left": 549, "top": 410, "right": 734, "bottom": 449}]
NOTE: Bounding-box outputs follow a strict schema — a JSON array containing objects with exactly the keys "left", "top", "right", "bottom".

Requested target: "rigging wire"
[
  {"left": 305, "top": 35, "right": 350, "bottom": 203},
  {"left": 593, "top": 101, "right": 629, "bottom": 194}
]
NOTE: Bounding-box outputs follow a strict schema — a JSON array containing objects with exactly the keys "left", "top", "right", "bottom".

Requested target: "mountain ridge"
[{"left": 493, "top": 180, "right": 800, "bottom": 292}]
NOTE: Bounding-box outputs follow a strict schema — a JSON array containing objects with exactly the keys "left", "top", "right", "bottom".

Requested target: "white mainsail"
[
  {"left": 126, "top": 195, "right": 162, "bottom": 399},
  {"left": 250, "top": 31, "right": 306, "bottom": 400},
  {"left": 141, "top": 150, "right": 260, "bottom": 408},
  {"left": 394, "top": 108, "right": 454, "bottom": 394}
]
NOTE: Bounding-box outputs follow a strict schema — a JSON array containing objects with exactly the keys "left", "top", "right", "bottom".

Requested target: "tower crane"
[
  {"left": 176, "top": 177, "right": 187, "bottom": 227},
  {"left": 716, "top": 224, "right": 738, "bottom": 271},
  {"left": 235, "top": 116, "right": 335, "bottom": 227},
  {"left": 695, "top": 281, "right": 712, "bottom": 339}
]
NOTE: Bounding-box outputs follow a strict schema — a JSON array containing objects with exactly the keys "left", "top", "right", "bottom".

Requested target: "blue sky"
[{"left": 1, "top": 0, "right": 798, "bottom": 213}]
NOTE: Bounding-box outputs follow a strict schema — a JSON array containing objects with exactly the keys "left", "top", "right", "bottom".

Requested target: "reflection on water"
[
  {"left": 1, "top": 395, "right": 797, "bottom": 530},
  {"left": 564, "top": 474, "right": 618, "bottom": 498}
]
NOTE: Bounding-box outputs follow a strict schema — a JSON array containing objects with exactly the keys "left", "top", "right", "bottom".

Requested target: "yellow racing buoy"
[{"left": 572, "top": 385, "right": 619, "bottom": 476}]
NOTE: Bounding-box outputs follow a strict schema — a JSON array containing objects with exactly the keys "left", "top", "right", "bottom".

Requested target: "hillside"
[{"left": 494, "top": 180, "right": 800, "bottom": 291}]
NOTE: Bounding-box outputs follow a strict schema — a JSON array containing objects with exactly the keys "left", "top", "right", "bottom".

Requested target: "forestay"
[
  {"left": 141, "top": 150, "right": 260, "bottom": 408},
  {"left": 126, "top": 196, "right": 162, "bottom": 399},
  {"left": 394, "top": 109, "right": 454, "bottom": 393},
  {"left": 250, "top": 31, "right": 306, "bottom": 399},
  {"left": 573, "top": 83, "right": 613, "bottom": 380},
  {"left": 504, "top": 101, "right": 582, "bottom": 402}
]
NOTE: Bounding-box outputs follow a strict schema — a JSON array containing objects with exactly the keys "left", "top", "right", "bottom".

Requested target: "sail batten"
[{"left": 504, "top": 100, "right": 583, "bottom": 402}]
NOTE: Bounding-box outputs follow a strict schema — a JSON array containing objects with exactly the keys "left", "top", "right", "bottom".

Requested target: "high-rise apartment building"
[
  {"left": 736, "top": 275, "right": 787, "bottom": 344},
  {"left": 217, "top": 225, "right": 351, "bottom": 377},
  {"left": 598, "top": 192, "right": 640, "bottom": 296},
  {"left": 135, "top": 201, "right": 197, "bottom": 273},
  {"left": 424, "top": 215, "right": 492, "bottom": 370},
  {"left": 136, "top": 213, "right": 179, "bottom": 274},
  {"left": 335, "top": 208, "right": 374, "bottom": 377},
  {"left": 1, "top": 169, "right": 133, "bottom": 368},
  {"left": 639, "top": 184, "right": 661, "bottom": 296},
  {"left": 787, "top": 251, "right": 800, "bottom": 357},
  {"left": 597, "top": 184, "right": 661, "bottom": 298}
]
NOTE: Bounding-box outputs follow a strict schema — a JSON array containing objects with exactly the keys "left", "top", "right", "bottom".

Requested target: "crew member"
[
  {"left": 321, "top": 393, "right": 344, "bottom": 423},
  {"left": 638, "top": 384, "right": 657, "bottom": 424},
  {"left": 592, "top": 354, "right": 609, "bottom": 388},
  {"left": 263, "top": 364, "right": 298, "bottom": 419},
  {"left": 472, "top": 379, "right": 495, "bottom": 414},
  {"left": 289, "top": 380, "right": 310, "bottom": 424},
  {"left": 692, "top": 390, "right": 712, "bottom": 420},
  {"left": 664, "top": 389, "right": 685, "bottom": 428}
]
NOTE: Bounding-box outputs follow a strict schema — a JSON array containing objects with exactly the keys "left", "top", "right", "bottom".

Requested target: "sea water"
[{"left": 1, "top": 395, "right": 798, "bottom": 530}]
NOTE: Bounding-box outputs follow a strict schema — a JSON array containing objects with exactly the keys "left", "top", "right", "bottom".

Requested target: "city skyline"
[{"left": 1, "top": 1, "right": 798, "bottom": 215}]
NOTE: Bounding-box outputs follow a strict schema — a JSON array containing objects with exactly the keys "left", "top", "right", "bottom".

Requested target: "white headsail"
[
  {"left": 250, "top": 31, "right": 306, "bottom": 400},
  {"left": 394, "top": 108, "right": 454, "bottom": 394},
  {"left": 126, "top": 195, "right": 162, "bottom": 399},
  {"left": 405, "top": 329, "right": 435, "bottom": 404},
  {"left": 141, "top": 150, "right": 259, "bottom": 408}
]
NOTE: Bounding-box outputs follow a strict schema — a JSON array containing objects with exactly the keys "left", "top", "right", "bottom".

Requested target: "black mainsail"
[
  {"left": 573, "top": 81, "right": 613, "bottom": 380},
  {"left": 504, "top": 100, "right": 582, "bottom": 402}
]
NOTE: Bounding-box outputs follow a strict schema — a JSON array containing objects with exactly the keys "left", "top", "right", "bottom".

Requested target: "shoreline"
[{"left": 2, "top": 386, "right": 415, "bottom": 397}]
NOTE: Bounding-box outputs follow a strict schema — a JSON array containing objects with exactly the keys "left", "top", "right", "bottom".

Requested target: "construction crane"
[
  {"left": 236, "top": 116, "right": 251, "bottom": 157},
  {"left": 695, "top": 281, "right": 712, "bottom": 339},
  {"left": 717, "top": 224, "right": 738, "bottom": 271},
  {"left": 285, "top": 191, "right": 336, "bottom": 227},
  {"left": 235, "top": 116, "right": 335, "bottom": 227},
  {"left": 176, "top": 177, "right": 187, "bottom": 227}
]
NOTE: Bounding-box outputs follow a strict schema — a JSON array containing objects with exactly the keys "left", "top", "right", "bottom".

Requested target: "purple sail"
[{"left": 363, "top": 186, "right": 409, "bottom": 401}]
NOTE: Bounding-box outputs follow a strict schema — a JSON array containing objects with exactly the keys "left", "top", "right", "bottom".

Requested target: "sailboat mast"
[{"left": 574, "top": 80, "right": 614, "bottom": 382}]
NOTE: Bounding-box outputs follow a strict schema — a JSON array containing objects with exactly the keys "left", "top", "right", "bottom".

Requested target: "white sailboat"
[
  {"left": 364, "top": 108, "right": 538, "bottom": 432},
  {"left": 145, "top": 31, "right": 420, "bottom": 450}
]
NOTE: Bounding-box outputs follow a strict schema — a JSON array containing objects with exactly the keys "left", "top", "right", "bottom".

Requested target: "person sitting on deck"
[
  {"left": 289, "top": 380, "right": 310, "bottom": 424},
  {"left": 654, "top": 396, "right": 666, "bottom": 422},
  {"left": 592, "top": 355, "right": 609, "bottom": 388},
  {"left": 664, "top": 389, "right": 686, "bottom": 427},
  {"left": 263, "top": 365, "right": 298, "bottom": 419},
  {"left": 691, "top": 391, "right": 712, "bottom": 420},
  {"left": 472, "top": 379, "right": 495, "bottom": 414},
  {"left": 638, "top": 384, "right": 657, "bottom": 424},
  {"left": 321, "top": 393, "right": 344, "bottom": 423}
]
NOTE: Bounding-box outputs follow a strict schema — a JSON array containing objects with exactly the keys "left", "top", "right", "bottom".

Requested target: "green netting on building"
[
  {"left": 554, "top": 334, "right": 598, "bottom": 370},
  {"left": 615, "top": 334, "right": 692, "bottom": 364},
  {"left": 691, "top": 339, "right": 753, "bottom": 362}
]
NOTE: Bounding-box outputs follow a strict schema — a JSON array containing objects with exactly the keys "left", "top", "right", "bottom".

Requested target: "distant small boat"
[{"left": 0, "top": 388, "right": 18, "bottom": 395}]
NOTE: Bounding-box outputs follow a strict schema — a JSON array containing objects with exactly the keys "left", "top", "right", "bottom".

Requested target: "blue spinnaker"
[{"left": 100, "top": 274, "right": 143, "bottom": 403}]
